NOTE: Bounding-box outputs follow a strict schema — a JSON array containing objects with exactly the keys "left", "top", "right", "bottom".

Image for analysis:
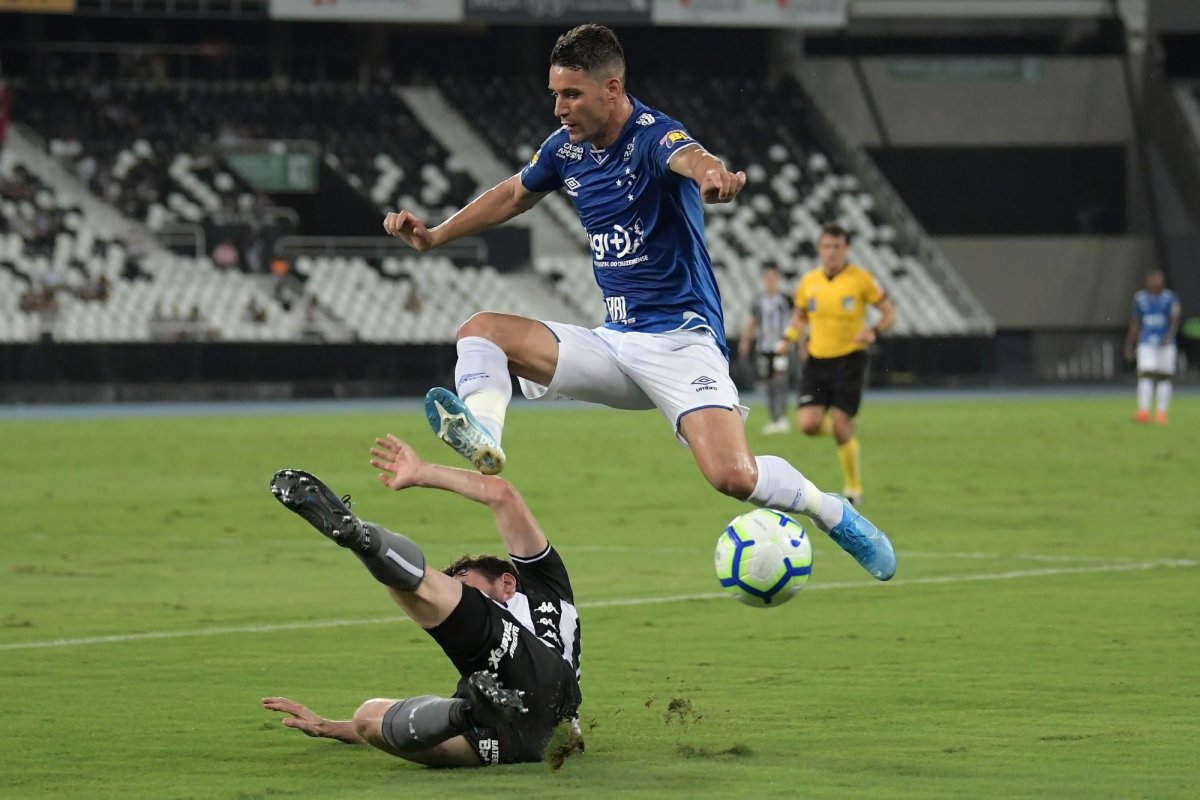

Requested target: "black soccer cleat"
[
  {"left": 464, "top": 671, "right": 527, "bottom": 728},
  {"left": 270, "top": 469, "right": 367, "bottom": 550}
]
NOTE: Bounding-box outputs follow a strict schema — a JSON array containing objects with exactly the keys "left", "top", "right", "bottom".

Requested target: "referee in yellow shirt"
[{"left": 778, "top": 223, "right": 895, "bottom": 505}]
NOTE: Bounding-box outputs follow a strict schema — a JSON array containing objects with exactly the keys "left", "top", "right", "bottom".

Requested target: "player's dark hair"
[
  {"left": 820, "top": 223, "right": 851, "bottom": 243},
  {"left": 550, "top": 24, "right": 626, "bottom": 81},
  {"left": 762, "top": 261, "right": 780, "bottom": 273},
  {"left": 443, "top": 553, "right": 518, "bottom": 582}
]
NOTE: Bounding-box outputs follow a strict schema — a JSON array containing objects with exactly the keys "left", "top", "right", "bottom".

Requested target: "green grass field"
[{"left": 1, "top": 394, "right": 1197, "bottom": 799}]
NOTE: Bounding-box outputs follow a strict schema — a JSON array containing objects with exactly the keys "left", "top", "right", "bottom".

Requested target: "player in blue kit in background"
[
  {"left": 1125, "top": 269, "right": 1182, "bottom": 425},
  {"left": 382, "top": 24, "right": 895, "bottom": 581}
]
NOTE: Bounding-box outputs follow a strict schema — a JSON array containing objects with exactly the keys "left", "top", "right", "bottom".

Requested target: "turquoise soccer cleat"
[
  {"left": 424, "top": 387, "right": 507, "bottom": 475},
  {"left": 826, "top": 496, "right": 896, "bottom": 581}
]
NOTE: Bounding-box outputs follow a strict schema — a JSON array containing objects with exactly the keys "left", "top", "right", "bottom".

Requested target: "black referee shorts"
[{"left": 798, "top": 350, "right": 869, "bottom": 417}]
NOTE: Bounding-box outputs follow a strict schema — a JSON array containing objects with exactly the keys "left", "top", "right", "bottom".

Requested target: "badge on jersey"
[{"left": 658, "top": 129, "right": 693, "bottom": 150}]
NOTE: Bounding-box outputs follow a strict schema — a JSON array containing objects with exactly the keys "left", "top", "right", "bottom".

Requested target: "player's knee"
[
  {"left": 798, "top": 417, "right": 823, "bottom": 436},
  {"left": 457, "top": 311, "right": 502, "bottom": 343},
  {"left": 352, "top": 699, "right": 393, "bottom": 740},
  {"left": 705, "top": 463, "right": 757, "bottom": 500}
]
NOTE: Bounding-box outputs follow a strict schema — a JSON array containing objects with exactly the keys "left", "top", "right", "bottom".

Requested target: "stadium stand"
[
  {"left": 15, "top": 80, "right": 479, "bottom": 228},
  {"left": 6, "top": 72, "right": 989, "bottom": 344}
]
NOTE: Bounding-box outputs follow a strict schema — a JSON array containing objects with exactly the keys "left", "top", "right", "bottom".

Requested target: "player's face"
[
  {"left": 1146, "top": 272, "right": 1165, "bottom": 293},
  {"left": 818, "top": 234, "right": 849, "bottom": 273},
  {"left": 549, "top": 66, "right": 619, "bottom": 145},
  {"left": 763, "top": 269, "right": 780, "bottom": 294},
  {"left": 454, "top": 569, "right": 500, "bottom": 599}
]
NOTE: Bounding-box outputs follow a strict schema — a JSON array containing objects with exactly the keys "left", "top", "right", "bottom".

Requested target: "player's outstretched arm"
[
  {"left": 382, "top": 174, "right": 547, "bottom": 252},
  {"left": 261, "top": 697, "right": 364, "bottom": 744},
  {"left": 370, "top": 435, "right": 549, "bottom": 558},
  {"left": 668, "top": 144, "right": 746, "bottom": 204}
]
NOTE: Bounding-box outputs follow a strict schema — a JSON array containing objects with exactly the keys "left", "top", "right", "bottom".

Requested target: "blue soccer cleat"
[
  {"left": 826, "top": 496, "right": 896, "bottom": 581},
  {"left": 424, "top": 387, "right": 506, "bottom": 475}
]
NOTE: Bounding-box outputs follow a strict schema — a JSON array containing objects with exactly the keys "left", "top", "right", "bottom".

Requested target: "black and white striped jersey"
[
  {"left": 751, "top": 291, "right": 793, "bottom": 355},
  {"left": 498, "top": 544, "right": 581, "bottom": 678}
]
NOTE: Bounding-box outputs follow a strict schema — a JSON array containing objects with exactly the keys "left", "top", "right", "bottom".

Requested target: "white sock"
[
  {"left": 1137, "top": 378, "right": 1153, "bottom": 412},
  {"left": 749, "top": 455, "right": 845, "bottom": 531},
  {"left": 1156, "top": 380, "right": 1172, "bottom": 414},
  {"left": 454, "top": 336, "right": 511, "bottom": 444}
]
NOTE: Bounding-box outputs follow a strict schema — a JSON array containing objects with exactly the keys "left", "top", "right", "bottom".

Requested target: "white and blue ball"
[{"left": 715, "top": 509, "right": 813, "bottom": 607}]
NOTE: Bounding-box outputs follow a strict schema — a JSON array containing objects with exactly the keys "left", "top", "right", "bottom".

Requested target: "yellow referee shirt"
[{"left": 795, "top": 264, "right": 885, "bottom": 359}]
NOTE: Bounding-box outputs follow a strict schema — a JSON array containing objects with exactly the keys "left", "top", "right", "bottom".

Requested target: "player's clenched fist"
[
  {"left": 699, "top": 167, "right": 747, "bottom": 204},
  {"left": 383, "top": 210, "right": 435, "bottom": 252}
]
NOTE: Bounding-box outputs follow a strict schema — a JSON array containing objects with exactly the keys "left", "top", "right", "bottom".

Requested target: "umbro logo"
[
  {"left": 692, "top": 376, "right": 718, "bottom": 392},
  {"left": 564, "top": 176, "right": 581, "bottom": 196}
]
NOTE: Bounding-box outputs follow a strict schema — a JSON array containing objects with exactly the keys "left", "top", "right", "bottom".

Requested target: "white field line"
[
  {"left": 0, "top": 558, "right": 1194, "bottom": 653},
  {"left": 561, "top": 546, "right": 1110, "bottom": 563}
]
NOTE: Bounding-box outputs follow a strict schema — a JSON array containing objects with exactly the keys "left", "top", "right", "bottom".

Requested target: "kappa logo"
[
  {"left": 535, "top": 601, "right": 557, "bottom": 614},
  {"left": 636, "top": 112, "right": 655, "bottom": 126},
  {"left": 692, "top": 376, "right": 718, "bottom": 392}
]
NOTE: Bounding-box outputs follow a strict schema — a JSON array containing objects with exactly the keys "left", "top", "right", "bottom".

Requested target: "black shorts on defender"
[
  {"left": 426, "top": 582, "right": 582, "bottom": 766},
  {"left": 799, "top": 350, "right": 868, "bottom": 417}
]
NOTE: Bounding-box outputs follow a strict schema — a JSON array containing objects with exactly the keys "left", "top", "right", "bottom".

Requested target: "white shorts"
[
  {"left": 518, "top": 322, "right": 749, "bottom": 444},
  {"left": 1136, "top": 343, "right": 1177, "bottom": 376}
]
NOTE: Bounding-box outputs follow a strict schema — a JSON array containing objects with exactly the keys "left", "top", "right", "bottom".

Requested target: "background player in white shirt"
[{"left": 1125, "top": 270, "right": 1182, "bottom": 425}]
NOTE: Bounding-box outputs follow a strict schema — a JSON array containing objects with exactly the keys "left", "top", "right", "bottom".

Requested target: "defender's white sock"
[
  {"left": 749, "top": 455, "right": 845, "bottom": 531},
  {"left": 1137, "top": 378, "right": 1153, "bottom": 412},
  {"left": 1156, "top": 380, "right": 1172, "bottom": 414},
  {"left": 454, "top": 336, "right": 512, "bottom": 444}
]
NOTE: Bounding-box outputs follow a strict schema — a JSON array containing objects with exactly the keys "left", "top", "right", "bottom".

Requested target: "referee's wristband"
[{"left": 783, "top": 327, "right": 800, "bottom": 342}]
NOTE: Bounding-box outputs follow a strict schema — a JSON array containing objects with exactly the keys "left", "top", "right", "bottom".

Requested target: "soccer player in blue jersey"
[
  {"left": 382, "top": 24, "right": 895, "bottom": 581},
  {"left": 1125, "top": 270, "right": 1182, "bottom": 425}
]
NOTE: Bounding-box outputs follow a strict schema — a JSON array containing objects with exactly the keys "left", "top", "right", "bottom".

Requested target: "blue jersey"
[
  {"left": 1133, "top": 289, "right": 1179, "bottom": 345},
  {"left": 520, "top": 97, "right": 728, "bottom": 355}
]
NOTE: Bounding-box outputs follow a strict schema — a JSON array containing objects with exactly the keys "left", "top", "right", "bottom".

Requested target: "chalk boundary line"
[{"left": 1, "top": 558, "right": 1193, "bottom": 653}]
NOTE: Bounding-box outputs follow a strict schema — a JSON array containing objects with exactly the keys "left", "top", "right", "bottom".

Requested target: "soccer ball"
[{"left": 715, "top": 509, "right": 813, "bottom": 607}]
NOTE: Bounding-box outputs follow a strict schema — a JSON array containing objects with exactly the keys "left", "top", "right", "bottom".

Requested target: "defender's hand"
[
  {"left": 262, "top": 697, "right": 328, "bottom": 738},
  {"left": 699, "top": 167, "right": 746, "bottom": 204},
  {"left": 370, "top": 434, "right": 425, "bottom": 490},
  {"left": 383, "top": 210, "right": 435, "bottom": 252}
]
